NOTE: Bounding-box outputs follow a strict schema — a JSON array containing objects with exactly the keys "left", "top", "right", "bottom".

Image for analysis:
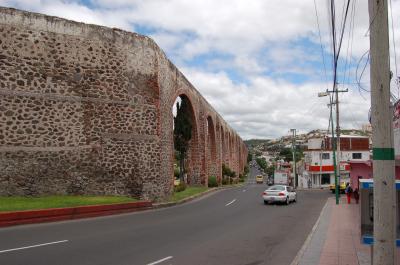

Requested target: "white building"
[{"left": 303, "top": 135, "right": 370, "bottom": 188}]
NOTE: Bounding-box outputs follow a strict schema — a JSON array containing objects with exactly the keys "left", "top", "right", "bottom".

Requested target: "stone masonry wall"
[{"left": 0, "top": 7, "right": 247, "bottom": 200}]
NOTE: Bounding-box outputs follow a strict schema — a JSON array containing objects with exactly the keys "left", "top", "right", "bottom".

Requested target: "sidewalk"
[{"left": 296, "top": 196, "right": 400, "bottom": 265}]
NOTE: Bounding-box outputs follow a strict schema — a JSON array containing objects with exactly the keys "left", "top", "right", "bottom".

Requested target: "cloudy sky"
[{"left": 1, "top": 0, "right": 400, "bottom": 139}]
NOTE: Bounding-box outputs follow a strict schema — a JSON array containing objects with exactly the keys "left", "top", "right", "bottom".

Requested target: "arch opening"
[{"left": 172, "top": 94, "right": 200, "bottom": 186}]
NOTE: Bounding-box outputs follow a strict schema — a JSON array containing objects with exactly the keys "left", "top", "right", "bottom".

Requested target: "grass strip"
[
  {"left": 170, "top": 186, "right": 209, "bottom": 202},
  {"left": 0, "top": 196, "right": 137, "bottom": 212}
]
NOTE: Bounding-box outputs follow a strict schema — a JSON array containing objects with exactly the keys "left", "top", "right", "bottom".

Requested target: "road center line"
[
  {"left": 147, "top": 256, "right": 173, "bottom": 265},
  {"left": 0, "top": 240, "right": 69, "bottom": 254},
  {"left": 225, "top": 199, "right": 237, "bottom": 206}
]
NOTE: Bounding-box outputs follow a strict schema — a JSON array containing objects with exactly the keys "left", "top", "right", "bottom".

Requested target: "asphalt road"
[{"left": 0, "top": 166, "right": 330, "bottom": 265}]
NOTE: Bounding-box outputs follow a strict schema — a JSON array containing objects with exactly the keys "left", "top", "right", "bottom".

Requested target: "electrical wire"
[
  {"left": 355, "top": 50, "right": 370, "bottom": 96},
  {"left": 364, "top": 2, "right": 382, "bottom": 37},
  {"left": 334, "top": 0, "right": 351, "bottom": 73},
  {"left": 342, "top": 0, "right": 357, "bottom": 86},
  {"left": 389, "top": 0, "right": 400, "bottom": 98},
  {"left": 313, "top": 0, "right": 329, "bottom": 90}
]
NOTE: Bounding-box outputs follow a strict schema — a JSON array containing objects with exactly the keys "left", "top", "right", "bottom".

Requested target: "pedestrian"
[
  {"left": 345, "top": 182, "right": 353, "bottom": 204},
  {"left": 353, "top": 188, "right": 359, "bottom": 204}
]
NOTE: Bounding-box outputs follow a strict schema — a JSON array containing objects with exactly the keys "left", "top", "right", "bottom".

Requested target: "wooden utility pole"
[{"left": 368, "top": 0, "right": 396, "bottom": 264}]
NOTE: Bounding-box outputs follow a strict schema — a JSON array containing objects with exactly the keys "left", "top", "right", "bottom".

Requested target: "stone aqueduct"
[{"left": 0, "top": 8, "right": 248, "bottom": 200}]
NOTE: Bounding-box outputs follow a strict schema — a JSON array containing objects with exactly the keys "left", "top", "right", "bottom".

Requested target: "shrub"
[
  {"left": 208, "top": 176, "right": 218, "bottom": 187},
  {"left": 244, "top": 165, "right": 249, "bottom": 175},
  {"left": 231, "top": 177, "right": 239, "bottom": 184},
  {"left": 174, "top": 182, "right": 186, "bottom": 192},
  {"left": 222, "top": 164, "right": 236, "bottom": 178},
  {"left": 222, "top": 164, "right": 231, "bottom": 177},
  {"left": 174, "top": 167, "right": 180, "bottom": 179},
  {"left": 222, "top": 178, "right": 228, "bottom": 185}
]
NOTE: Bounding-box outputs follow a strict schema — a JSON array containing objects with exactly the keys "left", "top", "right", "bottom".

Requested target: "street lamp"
[{"left": 318, "top": 92, "right": 329, "bottom": 97}]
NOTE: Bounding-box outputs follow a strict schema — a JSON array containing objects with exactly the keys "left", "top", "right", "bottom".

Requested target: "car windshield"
[{"left": 267, "top": 185, "right": 285, "bottom": 191}]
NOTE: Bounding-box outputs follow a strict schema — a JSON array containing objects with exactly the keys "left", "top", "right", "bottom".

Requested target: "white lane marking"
[
  {"left": 147, "top": 256, "right": 173, "bottom": 265},
  {"left": 225, "top": 199, "right": 236, "bottom": 206},
  {"left": 0, "top": 240, "right": 68, "bottom": 254}
]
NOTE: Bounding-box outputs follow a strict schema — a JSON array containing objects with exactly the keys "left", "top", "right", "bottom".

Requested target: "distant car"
[
  {"left": 256, "top": 175, "right": 263, "bottom": 184},
  {"left": 267, "top": 178, "right": 273, "bottom": 186},
  {"left": 262, "top": 185, "right": 297, "bottom": 205}
]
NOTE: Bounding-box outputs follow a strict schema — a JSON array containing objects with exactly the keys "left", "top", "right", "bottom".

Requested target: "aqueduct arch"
[
  {"left": 171, "top": 94, "right": 201, "bottom": 186},
  {"left": 0, "top": 7, "right": 248, "bottom": 200}
]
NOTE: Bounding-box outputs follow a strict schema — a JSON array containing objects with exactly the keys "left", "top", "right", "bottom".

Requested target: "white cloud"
[
  {"left": 1, "top": 0, "right": 398, "bottom": 139},
  {"left": 181, "top": 67, "right": 371, "bottom": 139}
]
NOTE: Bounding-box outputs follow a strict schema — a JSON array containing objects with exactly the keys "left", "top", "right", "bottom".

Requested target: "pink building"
[
  {"left": 349, "top": 161, "right": 400, "bottom": 189},
  {"left": 349, "top": 101, "right": 400, "bottom": 189}
]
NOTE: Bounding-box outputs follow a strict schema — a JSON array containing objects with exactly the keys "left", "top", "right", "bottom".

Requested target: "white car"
[{"left": 262, "top": 185, "right": 297, "bottom": 205}]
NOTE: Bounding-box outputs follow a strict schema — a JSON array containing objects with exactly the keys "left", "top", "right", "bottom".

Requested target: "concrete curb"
[
  {"left": 0, "top": 201, "right": 152, "bottom": 227},
  {"left": 153, "top": 188, "right": 220, "bottom": 208},
  {"left": 289, "top": 198, "right": 330, "bottom": 265},
  {"left": 0, "top": 184, "right": 243, "bottom": 227}
]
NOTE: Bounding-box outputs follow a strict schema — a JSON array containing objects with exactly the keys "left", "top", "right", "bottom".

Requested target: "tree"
[
  {"left": 174, "top": 97, "right": 193, "bottom": 182},
  {"left": 278, "top": 147, "right": 303, "bottom": 162},
  {"left": 265, "top": 165, "right": 275, "bottom": 177},
  {"left": 256, "top": 157, "right": 268, "bottom": 172},
  {"left": 247, "top": 153, "right": 252, "bottom": 163}
]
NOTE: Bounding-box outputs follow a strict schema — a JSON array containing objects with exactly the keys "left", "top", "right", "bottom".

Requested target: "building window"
[
  {"left": 321, "top": 153, "right": 330, "bottom": 160},
  {"left": 321, "top": 174, "right": 330, "bottom": 185},
  {"left": 352, "top": 153, "right": 362, "bottom": 159}
]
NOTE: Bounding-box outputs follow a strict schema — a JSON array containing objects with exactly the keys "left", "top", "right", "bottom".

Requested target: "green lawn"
[
  {"left": 0, "top": 196, "right": 137, "bottom": 212},
  {"left": 170, "top": 186, "right": 209, "bottom": 202}
]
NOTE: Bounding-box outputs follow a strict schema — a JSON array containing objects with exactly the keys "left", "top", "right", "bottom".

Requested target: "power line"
[
  {"left": 342, "top": 0, "right": 357, "bottom": 86},
  {"left": 364, "top": 1, "right": 382, "bottom": 37},
  {"left": 334, "top": 0, "right": 351, "bottom": 70},
  {"left": 355, "top": 49, "right": 370, "bottom": 94},
  {"left": 389, "top": 0, "right": 399, "bottom": 97},
  {"left": 313, "top": 0, "right": 329, "bottom": 90}
]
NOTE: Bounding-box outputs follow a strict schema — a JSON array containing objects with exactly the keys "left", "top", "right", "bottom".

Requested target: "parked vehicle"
[
  {"left": 329, "top": 181, "right": 347, "bottom": 193},
  {"left": 267, "top": 177, "right": 274, "bottom": 186},
  {"left": 262, "top": 185, "right": 297, "bottom": 205},
  {"left": 273, "top": 161, "right": 292, "bottom": 186},
  {"left": 274, "top": 171, "right": 289, "bottom": 185},
  {"left": 256, "top": 175, "right": 263, "bottom": 184}
]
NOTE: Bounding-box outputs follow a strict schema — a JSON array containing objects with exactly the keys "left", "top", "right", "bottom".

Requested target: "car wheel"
[
  {"left": 293, "top": 195, "right": 297, "bottom": 203},
  {"left": 285, "top": 197, "right": 289, "bottom": 205},
  {"left": 264, "top": 200, "right": 268, "bottom": 205}
]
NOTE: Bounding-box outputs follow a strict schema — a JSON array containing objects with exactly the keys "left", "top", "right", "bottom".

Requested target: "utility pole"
[
  {"left": 328, "top": 101, "right": 340, "bottom": 205},
  {"left": 318, "top": 89, "right": 347, "bottom": 204},
  {"left": 369, "top": 0, "right": 396, "bottom": 264},
  {"left": 335, "top": 84, "right": 342, "bottom": 189},
  {"left": 291, "top": 129, "right": 297, "bottom": 188},
  {"left": 333, "top": 85, "right": 348, "bottom": 200}
]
